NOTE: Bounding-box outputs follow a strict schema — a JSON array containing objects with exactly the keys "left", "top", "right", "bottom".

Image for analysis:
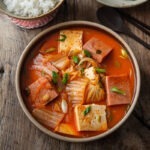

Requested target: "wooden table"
[{"left": 0, "top": 0, "right": 150, "bottom": 149}]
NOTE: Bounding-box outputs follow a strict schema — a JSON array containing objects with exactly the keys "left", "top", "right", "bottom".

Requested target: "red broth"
[{"left": 20, "top": 27, "right": 135, "bottom": 138}]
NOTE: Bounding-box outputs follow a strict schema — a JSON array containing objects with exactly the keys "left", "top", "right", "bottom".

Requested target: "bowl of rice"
[{"left": 0, "top": 0, "right": 64, "bottom": 29}]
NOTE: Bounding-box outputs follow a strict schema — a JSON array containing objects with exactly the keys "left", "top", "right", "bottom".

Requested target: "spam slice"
[
  {"left": 27, "top": 77, "right": 58, "bottom": 107},
  {"left": 83, "top": 37, "right": 112, "bottom": 63},
  {"left": 58, "top": 30, "right": 83, "bottom": 55},
  {"left": 74, "top": 104, "right": 107, "bottom": 131},
  {"left": 106, "top": 74, "right": 131, "bottom": 106}
]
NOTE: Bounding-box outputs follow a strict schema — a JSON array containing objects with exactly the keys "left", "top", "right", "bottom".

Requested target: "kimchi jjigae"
[{"left": 21, "top": 27, "right": 135, "bottom": 137}]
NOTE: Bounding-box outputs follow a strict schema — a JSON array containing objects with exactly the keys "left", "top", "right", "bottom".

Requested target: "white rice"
[{"left": 3, "top": 0, "right": 61, "bottom": 17}]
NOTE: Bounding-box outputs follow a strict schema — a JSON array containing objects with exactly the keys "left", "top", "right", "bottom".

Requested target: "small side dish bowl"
[
  {"left": 15, "top": 21, "right": 140, "bottom": 142},
  {"left": 0, "top": 0, "right": 64, "bottom": 29},
  {"left": 96, "top": 0, "right": 148, "bottom": 8}
]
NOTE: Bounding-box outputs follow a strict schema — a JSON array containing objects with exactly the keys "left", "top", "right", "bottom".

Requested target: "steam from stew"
[{"left": 21, "top": 27, "right": 135, "bottom": 138}]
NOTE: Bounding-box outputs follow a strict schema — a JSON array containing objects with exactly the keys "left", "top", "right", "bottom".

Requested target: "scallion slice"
[
  {"left": 84, "top": 50, "right": 91, "bottom": 58},
  {"left": 96, "top": 50, "right": 102, "bottom": 54},
  {"left": 95, "top": 68, "right": 106, "bottom": 73},
  {"left": 72, "top": 56, "right": 79, "bottom": 64},
  {"left": 120, "top": 49, "right": 128, "bottom": 59},
  {"left": 58, "top": 34, "right": 67, "bottom": 42},
  {"left": 83, "top": 106, "right": 91, "bottom": 116},
  {"left": 62, "top": 73, "right": 69, "bottom": 85},
  {"left": 45, "top": 47, "right": 56, "bottom": 53},
  {"left": 111, "top": 87, "right": 126, "bottom": 95},
  {"left": 52, "top": 71, "right": 58, "bottom": 84},
  {"left": 80, "top": 68, "right": 84, "bottom": 75}
]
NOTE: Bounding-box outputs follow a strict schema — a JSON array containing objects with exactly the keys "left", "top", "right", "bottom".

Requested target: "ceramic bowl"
[
  {"left": 96, "top": 0, "right": 148, "bottom": 8},
  {"left": 15, "top": 21, "right": 140, "bottom": 142},
  {"left": 0, "top": 0, "right": 64, "bottom": 29}
]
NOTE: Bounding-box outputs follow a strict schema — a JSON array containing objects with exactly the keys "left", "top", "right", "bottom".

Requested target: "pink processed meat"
[
  {"left": 106, "top": 74, "right": 131, "bottom": 106},
  {"left": 83, "top": 37, "right": 113, "bottom": 63}
]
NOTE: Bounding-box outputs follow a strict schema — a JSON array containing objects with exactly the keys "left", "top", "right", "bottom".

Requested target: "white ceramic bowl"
[
  {"left": 15, "top": 21, "right": 140, "bottom": 142},
  {"left": 96, "top": 0, "right": 148, "bottom": 8}
]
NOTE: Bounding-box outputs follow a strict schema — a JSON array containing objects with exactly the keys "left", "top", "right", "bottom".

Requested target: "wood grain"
[{"left": 0, "top": 0, "right": 150, "bottom": 150}]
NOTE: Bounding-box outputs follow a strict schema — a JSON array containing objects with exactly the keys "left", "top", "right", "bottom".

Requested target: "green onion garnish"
[
  {"left": 120, "top": 49, "right": 128, "bottom": 59},
  {"left": 62, "top": 73, "right": 69, "bottom": 85},
  {"left": 52, "top": 71, "right": 58, "bottom": 84},
  {"left": 58, "top": 87, "right": 63, "bottom": 92},
  {"left": 41, "top": 70, "right": 45, "bottom": 76},
  {"left": 24, "top": 87, "right": 30, "bottom": 96},
  {"left": 80, "top": 68, "right": 84, "bottom": 75},
  {"left": 114, "top": 61, "right": 121, "bottom": 68},
  {"left": 111, "top": 87, "right": 126, "bottom": 95},
  {"left": 58, "top": 34, "right": 67, "bottom": 42},
  {"left": 95, "top": 68, "right": 106, "bottom": 73},
  {"left": 96, "top": 50, "right": 102, "bottom": 54},
  {"left": 72, "top": 56, "right": 79, "bottom": 64},
  {"left": 45, "top": 47, "right": 56, "bottom": 53},
  {"left": 83, "top": 106, "right": 91, "bottom": 116},
  {"left": 84, "top": 50, "right": 91, "bottom": 58}
]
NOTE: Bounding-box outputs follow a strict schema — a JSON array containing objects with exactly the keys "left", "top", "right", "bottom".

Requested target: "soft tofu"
[
  {"left": 106, "top": 74, "right": 131, "bottom": 106},
  {"left": 28, "top": 77, "right": 58, "bottom": 107},
  {"left": 83, "top": 37, "right": 113, "bottom": 63},
  {"left": 84, "top": 67, "right": 97, "bottom": 80},
  {"left": 58, "top": 30, "right": 83, "bottom": 55},
  {"left": 74, "top": 104, "right": 107, "bottom": 131}
]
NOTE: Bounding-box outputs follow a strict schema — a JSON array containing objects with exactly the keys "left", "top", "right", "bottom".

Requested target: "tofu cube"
[
  {"left": 83, "top": 37, "right": 112, "bottom": 63},
  {"left": 74, "top": 104, "right": 107, "bottom": 131},
  {"left": 106, "top": 74, "right": 131, "bottom": 106},
  {"left": 59, "top": 30, "right": 83, "bottom": 55},
  {"left": 84, "top": 67, "right": 97, "bottom": 80}
]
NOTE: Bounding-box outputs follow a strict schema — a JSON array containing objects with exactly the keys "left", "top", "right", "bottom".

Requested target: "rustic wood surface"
[{"left": 0, "top": 0, "right": 150, "bottom": 150}]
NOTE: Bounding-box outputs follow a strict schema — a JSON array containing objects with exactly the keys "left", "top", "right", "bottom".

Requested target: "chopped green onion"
[
  {"left": 114, "top": 61, "right": 121, "bottom": 68},
  {"left": 58, "top": 34, "right": 67, "bottom": 42},
  {"left": 111, "top": 87, "right": 126, "bottom": 95},
  {"left": 96, "top": 50, "right": 102, "bottom": 54},
  {"left": 120, "top": 49, "right": 128, "bottom": 59},
  {"left": 58, "top": 87, "right": 63, "bottom": 92},
  {"left": 41, "top": 70, "right": 45, "bottom": 76},
  {"left": 24, "top": 87, "right": 30, "bottom": 96},
  {"left": 84, "top": 50, "right": 91, "bottom": 57},
  {"left": 62, "top": 73, "right": 69, "bottom": 85},
  {"left": 106, "top": 109, "right": 113, "bottom": 122},
  {"left": 52, "top": 71, "right": 58, "bottom": 84},
  {"left": 45, "top": 47, "right": 56, "bottom": 53},
  {"left": 95, "top": 68, "right": 106, "bottom": 73},
  {"left": 83, "top": 106, "right": 91, "bottom": 116},
  {"left": 72, "top": 56, "right": 79, "bottom": 64},
  {"left": 80, "top": 68, "right": 84, "bottom": 75}
]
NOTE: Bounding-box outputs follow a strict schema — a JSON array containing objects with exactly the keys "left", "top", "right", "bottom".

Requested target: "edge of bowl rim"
[
  {"left": 0, "top": 0, "right": 64, "bottom": 20},
  {"left": 15, "top": 21, "right": 141, "bottom": 142},
  {"left": 96, "top": 0, "right": 148, "bottom": 8}
]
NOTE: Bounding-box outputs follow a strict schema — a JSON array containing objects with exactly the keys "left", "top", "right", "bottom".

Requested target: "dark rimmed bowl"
[{"left": 15, "top": 21, "right": 140, "bottom": 142}]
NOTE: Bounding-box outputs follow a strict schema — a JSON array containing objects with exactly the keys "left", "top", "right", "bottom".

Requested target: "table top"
[{"left": 0, "top": 0, "right": 150, "bottom": 150}]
